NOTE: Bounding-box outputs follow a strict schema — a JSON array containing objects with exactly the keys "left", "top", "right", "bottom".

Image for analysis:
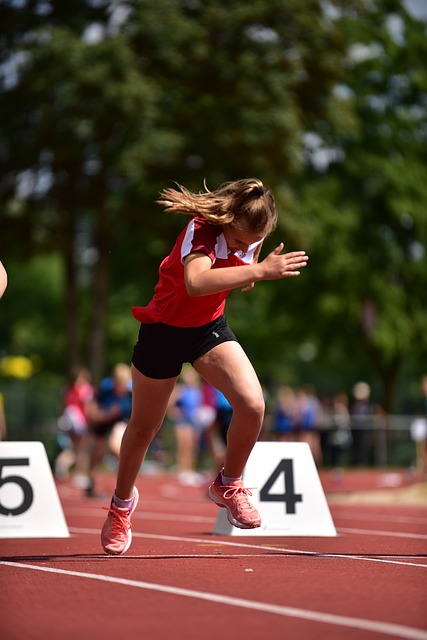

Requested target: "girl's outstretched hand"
[{"left": 260, "top": 243, "right": 308, "bottom": 280}]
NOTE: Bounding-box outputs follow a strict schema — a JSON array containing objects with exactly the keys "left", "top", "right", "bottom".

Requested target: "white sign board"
[
  {"left": 0, "top": 441, "right": 69, "bottom": 538},
  {"left": 213, "top": 442, "right": 336, "bottom": 537}
]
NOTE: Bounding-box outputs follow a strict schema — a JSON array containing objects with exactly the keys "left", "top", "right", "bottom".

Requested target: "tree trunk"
[
  {"left": 89, "top": 195, "right": 110, "bottom": 385},
  {"left": 59, "top": 177, "right": 81, "bottom": 377},
  {"left": 63, "top": 223, "right": 80, "bottom": 374}
]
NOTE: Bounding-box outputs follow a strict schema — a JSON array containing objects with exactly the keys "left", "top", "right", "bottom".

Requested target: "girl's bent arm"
[{"left": 184, "top": 245, "right": 308, "bottom": 297}]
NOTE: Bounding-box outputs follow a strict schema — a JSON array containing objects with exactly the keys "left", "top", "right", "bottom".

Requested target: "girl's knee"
[
  {"left": 127, "top": 418, "right": 161, "bottom": 444},
  {"left": 233, "top": 393, "right": 265, "bottom": 421}
]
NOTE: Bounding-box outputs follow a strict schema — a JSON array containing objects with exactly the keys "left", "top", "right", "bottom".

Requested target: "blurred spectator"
[
  {"left": 294, "top": 385, "right": 323, "bottom": 465},
  {"left": 85, "top": 363, "right": 132, "bottom": 497},
  {"left": 270, "top": 386, "right": 296, "bottom": 442},
  {"left": 206, "top": 388, "right": 233, "bottom": 469},
  {"left": 168, "top": 367, "right": 215, "bottom": 486},
  {"left": 0, "top": 260, "right": 8, "bottom": 438},
  {"left": 410, "top": 375, "right": 427, "bottom": 480},
  {"left": 421, "top": 375, "right": 427, "bottom": 415},
  {"left": 0, "top": 261, "right": 7, "bottom": 298},
  {"left": 350, "top": 381, "right": 377, "bottom": 466},
  {"left": 328, "top": 392, "right": 352, "bottom": 470},
  {"left": 55, "top": 367, "right": 94, "bottom": 481}
]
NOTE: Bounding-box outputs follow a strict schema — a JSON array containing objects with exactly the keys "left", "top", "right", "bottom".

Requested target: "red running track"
[{"left": 1, "top": 470, "right": 426, "bottom": 640}]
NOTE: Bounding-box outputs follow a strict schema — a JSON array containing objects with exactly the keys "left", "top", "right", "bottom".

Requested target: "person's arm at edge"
[{"left": 0, "top": 261, "right": 8, "bottom": 298}]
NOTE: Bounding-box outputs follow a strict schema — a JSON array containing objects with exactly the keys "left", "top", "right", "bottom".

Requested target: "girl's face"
[{"left": 222, "top": 225, "right": 264, "bottom": 254}]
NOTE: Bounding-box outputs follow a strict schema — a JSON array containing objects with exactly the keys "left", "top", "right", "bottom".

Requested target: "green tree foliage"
[
  {"left": 0, "top": 0, "right": 425, "bottom": 413},
  {"left": 292, "top": 0, "right": 427, "bottom": 409},
  {"left": 0, "top": 0, "right": 354, "bottom": 381}
]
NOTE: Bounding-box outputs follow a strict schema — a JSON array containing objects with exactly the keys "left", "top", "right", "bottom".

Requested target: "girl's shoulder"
[
  {"left": 192, "top": 216, "right": 222, "bottom": 235},
  {"left": 180, "top": 217, "right": 225, "bottom": 262}
]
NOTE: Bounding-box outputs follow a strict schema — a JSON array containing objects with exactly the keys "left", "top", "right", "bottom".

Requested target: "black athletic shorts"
[{"left": 131, "top": 314, "right": 238, "bottom": 379}]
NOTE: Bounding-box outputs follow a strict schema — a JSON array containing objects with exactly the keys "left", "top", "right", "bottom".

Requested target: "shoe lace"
[
  {"left": 221, "top": 485, "right": 255, "bottom": 508},
  {"left": 103, "top": 506, "right": 131, "bottom": 534}
]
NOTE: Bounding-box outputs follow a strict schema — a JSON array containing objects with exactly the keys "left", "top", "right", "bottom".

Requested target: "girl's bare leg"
[
  {"left": 194, "top": 341, "right": 264, "bottom": 479},
  {"left": 115, "top": 364, "right": 178, "bottom": 499}
]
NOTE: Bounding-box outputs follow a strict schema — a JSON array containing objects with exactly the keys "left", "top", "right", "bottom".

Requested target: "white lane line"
[
  {"left": 338, "top": 527, "right": 427, "bottom": 540},
  {"left": 332, "top": 512, "right": 427, "bottom": 525},
  {"left": 69, "top": 527, "right": 427, "bottom": 568},
  {"left": 1, "top": 561, "right": 426, "bottom": 640}
]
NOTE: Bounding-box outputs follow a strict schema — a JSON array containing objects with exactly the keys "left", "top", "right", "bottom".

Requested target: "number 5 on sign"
[
  {"left": 0, "top": 442, "right": 69, "bottom": 538},
  {"left": 0, "top": 458, "right": 34, "bottom": 515},
  {"left": 212, "top": 442, "right": 336, "bottom": 536}
]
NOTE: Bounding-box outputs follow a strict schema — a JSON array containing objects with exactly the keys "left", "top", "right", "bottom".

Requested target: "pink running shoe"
[
  {"left": 208, "top": 472, "right": 261, "bottom": 529},
  {"left": 101, "top": 487, "right": 139, "bottom": 555}
]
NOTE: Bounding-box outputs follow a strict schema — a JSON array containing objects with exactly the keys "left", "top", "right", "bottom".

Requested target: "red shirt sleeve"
[{"left": 180, "top": 218, "right": 223, "bottom": 263}]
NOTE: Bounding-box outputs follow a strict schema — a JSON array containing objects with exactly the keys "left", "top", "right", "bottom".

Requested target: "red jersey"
[{"left": 132, "top": 217, "right": 263, "bottom": 327}]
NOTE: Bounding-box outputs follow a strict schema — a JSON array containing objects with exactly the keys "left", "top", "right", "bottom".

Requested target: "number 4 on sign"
[
  {"left": 260, "top": 459, "right": 303, "bottom": 514},
  {"left": 212, "top": 442, "right": 337, "bottom": 537}
]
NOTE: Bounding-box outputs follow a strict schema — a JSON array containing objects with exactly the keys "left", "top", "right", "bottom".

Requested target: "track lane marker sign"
[
  {"left": 213, "top": 442, "right": 336, "bottom": 537},
  {"left": 0, "top": 441, "right": 69, "bottom": 538}
]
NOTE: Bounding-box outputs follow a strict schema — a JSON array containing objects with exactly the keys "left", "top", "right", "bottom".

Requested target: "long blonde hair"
[{"left": 157, "top": 178, "right": 277, "bottom": 235}]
